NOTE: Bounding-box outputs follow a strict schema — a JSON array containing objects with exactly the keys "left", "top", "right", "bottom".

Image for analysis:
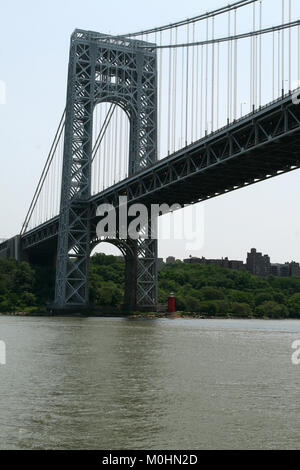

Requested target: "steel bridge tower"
[{"left": 54, "top": 30, "right": 158, "bottom": 312}]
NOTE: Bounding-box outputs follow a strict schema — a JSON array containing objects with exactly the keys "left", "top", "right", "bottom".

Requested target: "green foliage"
[
  {"left": 90, "top": 281, "right": 123, "bottom": 307},
  {"left": 199, "top": 286, "right": 225, "bottom": 301},
  {"left": 255, "top": 290, "right": 274, "bottom": 306},
  {"left": 157, "top": 262, "right": 300, "bottom": 318},
  {"left": 198, "top": 301, "right": 218, "bottom": 316},
  {"left": 288, "top": 293, "right": 300, "bottom": 318},
  {"left": 0, "top": 254, "right": 299, "bottom": 318},
  {"left": 89, "top": 254, "right": 125, "bottom": 306},
  {"left": 0, "top": 259, "right": 36, "bottom": 312},
  {"left": 184, "top": 296, "right": 202, "bottom": 313},
  {"left": 255, "top": 301, "right": 289, "bottom": 318},
  {"left": 230, "top": 302, "right": 252, "bottom": 318}
]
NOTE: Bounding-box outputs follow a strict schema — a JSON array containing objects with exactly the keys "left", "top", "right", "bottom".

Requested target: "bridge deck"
[{"left": 17, "top": 91, "right": 300, "bottom": 254}]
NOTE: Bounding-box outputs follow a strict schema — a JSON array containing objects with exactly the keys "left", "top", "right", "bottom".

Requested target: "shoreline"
[{"left": 0, "top": 311, "right": 295, "bottom": 320}]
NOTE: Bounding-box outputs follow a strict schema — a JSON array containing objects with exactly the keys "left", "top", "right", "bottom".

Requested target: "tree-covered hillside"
[
  {"left": 1, "top": 254, "right": 300, "bottom": 318},
  {"left": 159, "top": 261, "right": 300, "bottom": 318}
]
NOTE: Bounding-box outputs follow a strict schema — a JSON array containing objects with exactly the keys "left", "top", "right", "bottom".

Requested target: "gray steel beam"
[{"left": 53, "top": 30, "right": 158, "bottom": 311}]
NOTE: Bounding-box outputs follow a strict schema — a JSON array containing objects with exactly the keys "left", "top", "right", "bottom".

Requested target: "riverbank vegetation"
[{"left": 1, "top": 255, "right": 300, "bottom": 318}]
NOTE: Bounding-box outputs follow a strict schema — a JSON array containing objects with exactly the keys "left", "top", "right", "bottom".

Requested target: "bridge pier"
[{"left": 123, "top": 243, "right": 138, "bottom": 312}]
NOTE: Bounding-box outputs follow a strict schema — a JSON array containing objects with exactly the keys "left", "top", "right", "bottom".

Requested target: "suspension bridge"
[{"left": 1, "top": 0, "right": 300, "bottom": 312}]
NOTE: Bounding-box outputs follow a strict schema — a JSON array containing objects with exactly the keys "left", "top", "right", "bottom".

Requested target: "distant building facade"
[
  {"left": 184, "top": 256, "right": 245, "bottom": 271},
  {"left": 271, "top": 261, "right": 300, "bottom": 277},
  {"left": 246, "top": 248, "right": 270, "bottom": 277},
  {"left": 176, "top": 249, "right": 300, "bottom": 278},
  {"left": 289, "top": 262, "right": 300, "bottom": 277}
]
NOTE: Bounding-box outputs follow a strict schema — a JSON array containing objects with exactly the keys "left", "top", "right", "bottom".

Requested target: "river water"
[{"left": 0, "top": 316, "right": 300, "bottom": 450}]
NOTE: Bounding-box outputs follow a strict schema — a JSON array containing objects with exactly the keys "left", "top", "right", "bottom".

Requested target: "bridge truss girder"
[{"left": 20, "top": 94, "right": 300, "bottom": 287}]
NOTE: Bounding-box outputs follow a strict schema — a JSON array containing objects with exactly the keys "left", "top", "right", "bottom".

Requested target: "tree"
[
  {"left": 91, "top": 282, "right": 122, "bottom": 307},
  {"left": 230, "top": 302, "right": 252, "bottom": 318},
  {"left": 199, "top": 301, "right": 218, "bottom": 316},
  {"left": 255, "top": 291, "right": 274, "bottom": 306},
  {"left": 184, "top": 296, "right": 202, "bottom": 312},
  {"left": 288, "top": 293, "right": 300, "bottom": 318},
  {"left": 200, "top": 286, "right": 225, "bottom": 301},
  {"left": 255, "top": 301, "right": 289, "bottom": 318}
]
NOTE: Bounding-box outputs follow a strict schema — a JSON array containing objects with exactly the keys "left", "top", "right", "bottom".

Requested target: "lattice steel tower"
[{"left": 54, "top": 30, "right": 158, "bottom": 311}]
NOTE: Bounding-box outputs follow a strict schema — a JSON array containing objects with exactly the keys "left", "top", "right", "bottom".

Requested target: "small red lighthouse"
[{"left": 168, "top": 293, "right": 176, "bottom": 313}]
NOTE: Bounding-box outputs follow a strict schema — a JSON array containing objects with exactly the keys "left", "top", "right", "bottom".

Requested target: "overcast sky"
[{"left": 1, "top": 0, "right": 300, "bottom": 264}]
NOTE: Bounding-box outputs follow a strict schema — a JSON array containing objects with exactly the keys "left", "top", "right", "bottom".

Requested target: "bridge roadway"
[{"left": 2, "top": 91, "right": 300, "bottom": 262}]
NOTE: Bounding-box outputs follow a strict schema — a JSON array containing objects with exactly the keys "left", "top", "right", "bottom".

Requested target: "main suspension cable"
[
  {"left": 123, "top": 0, "right": 258, "bottom": 38},
  {"left": 144, "top": 20, "right": 300, "bottom": 50}
]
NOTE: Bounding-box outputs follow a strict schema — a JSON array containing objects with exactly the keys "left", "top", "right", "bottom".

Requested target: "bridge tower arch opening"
[
  {"left": 90, "top": 239, "right": 137, "bottom": 311},
  {"left": 91, "top": 102, "right": 130, "bottom": 194},
  {"left": 53, "top": 30, "right": 158, "bottom": 313}
]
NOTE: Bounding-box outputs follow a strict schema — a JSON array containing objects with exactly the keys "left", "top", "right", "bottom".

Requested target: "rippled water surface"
[{"left": 1, "top": 316, "right": 300, "bottom": 449}]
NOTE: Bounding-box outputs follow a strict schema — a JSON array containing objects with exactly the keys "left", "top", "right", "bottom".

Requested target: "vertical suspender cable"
[
  {"left": 195, "top": 27, "right": 199, "bottom": 141},
  {"left": 105, "top": 106, "right": 109, "bottom": 189},
  {"left": 289, "top": 0, "right": 291, "bottom": 91},
  {"left": 253, "top": 2, "right": 256, "bottom": 110},
  {"left": 298, "top": 18, "right": 300, "bottom": 84},
  {"left": 114, "top": 107, "right": 118, "bottom": 183},
  {"left": 111, "top": 110, "right": 114, "bottom": 184},
  {"left": 158, "top": 31, "right": 162, "bottom": 159},
  {"left": 185, "top": 23, "right": 190, "bottom": 145},
  {"left": 50, "top": 148, "right": 54, "bottom": 219},
  {"left": 250, "top": 26, "right": 253, "bottom": 110},
  {"left": 228, "top": 11, "right": 231, "bottom": 122},
  {"left": 98, "top": 105, "right": 102, "bottom": 192},
  {"left": 56, "top": 137, "right": 61, "bottom": 214},
  {"left": 114, "top": 110, "right": 117, "bottom": 183},
  {"left": 206, "top": 18, "right": 209, "bottom": 132},
  {"left": 217, "top": 42, "right": 220, "bottom": 130},
  {"left": 234, "top": 9, "right": 237, "bottom": 120},
  {"left": 125, "top": 117, "right": 129, "bottom": 178},
  {"left": 272, "top": 30, "right": 275, "bottom": 100},
  {"left": 278, "top": 31, "right": 281, "bottom": 98},
  {"left": 173, "top": 27, "right": 178, "bottom": 152},
  {"left": 93, "top": 106, "right": 97, "bottom": 194},
  {"left": 181, "top": 46, "right": 185, "bottom": 147},
  {"left": 92, "top": 106, "right": 95, "bottom": 194},
  {"left": 50, "top": 151, "right": 54, "bottom": 217},
  {"left": 211, "top": 17, "right": 215, "bottom": 132},
  {"left": 102, "top": 107, "right": 106, "bottom": 190},
  {"left": 259, "top": 0, "right": 262, "bottom": 107},
  {"left": 46, "top": 175, "right": 49, "bottom": 223},
  {"left": 230, "top": 19, "right": 233, "bottom": 121},
  {"left": 200, "top": 45, "right": 204, "bottom": 137},
  {"left": 192, "top": 22, "right": 195, "bottom": 141},
  {"left": 52, "top": 154, "right": 55, "bottom": 217},
  {"left": 94, "top": 106, "right": 98, "bottom": 194},
  {"left": 119, "top": 108, "right": 123, "bottom": 181},
  {"left": 167, "top": 28, "right": 172, "bottom": 154},
  {"left": 108, "top": 107, "right": 111, "bottom": 187},
  {"left": 99, "top": 105, "right": 102, "bottom": 192},
  {"left": 53, "top": 138, "right": 58, "bottom": 215},
  {"left": 298, "top": 20, "right": 300, "bottom": 83},
  {"left": 109, "top": 108, "right": 112, "bottom": 187},
  {"left": 282, "top": 0, "right": 285, "bottom": 95},
  {"left": 44, "top": 172, "right": 48, "bottom": 225}
]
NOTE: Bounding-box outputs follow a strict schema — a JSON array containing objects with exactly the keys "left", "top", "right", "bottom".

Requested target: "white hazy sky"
[{"left": 1, "top": 0, "right": 300, "bottom": 264}]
